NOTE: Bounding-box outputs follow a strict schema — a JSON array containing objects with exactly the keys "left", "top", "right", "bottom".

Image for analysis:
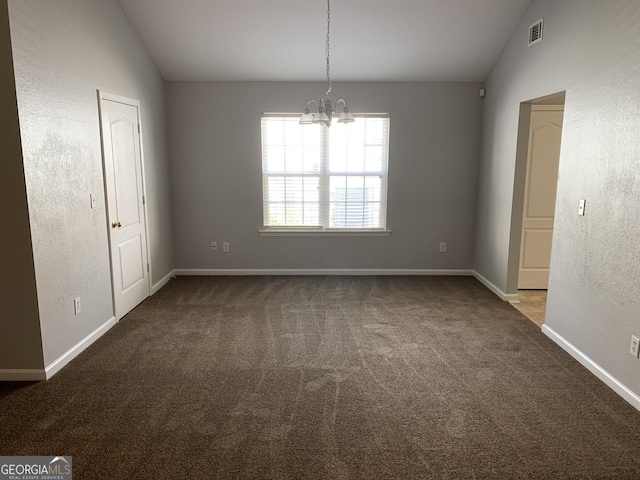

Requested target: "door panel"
[
  {"left": 526, "top": 126, "right": 562, "bottom": 218},
  {"left": 518, "top": 107, "right": 563, "bottom": 289},
  {"left": 100, "top": 95, "right": 150, "bottom": 320},
  {"left": 118, "top": 235, "right": 145, "bottom": 292},
  {"left": 522, "top": 229, "right": 553, "bottom": 268},
  {"left": 111, "top": 119, "right": 141, "bottom": 228}
]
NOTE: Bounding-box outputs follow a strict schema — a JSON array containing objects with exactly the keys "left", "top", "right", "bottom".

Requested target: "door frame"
[
  {"left": 97, "top": 90, "right": 153, "bottom": 320},
  {"left": 506, "top": 92, "right": 566, "bottom": 299}
]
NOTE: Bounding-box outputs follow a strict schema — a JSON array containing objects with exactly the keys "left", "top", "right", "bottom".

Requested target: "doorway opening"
[{"left": 508, "top": 92, "right": 566, "bottom": 327}]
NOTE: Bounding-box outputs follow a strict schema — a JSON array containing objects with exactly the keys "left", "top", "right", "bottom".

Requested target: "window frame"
[{"left": 259, "top": 113, "right": 391, "bottom": 236}]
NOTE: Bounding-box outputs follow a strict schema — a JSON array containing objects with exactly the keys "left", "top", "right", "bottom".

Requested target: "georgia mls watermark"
[{"left": 0, "top": 457, "right": 72, "bottom": 480}]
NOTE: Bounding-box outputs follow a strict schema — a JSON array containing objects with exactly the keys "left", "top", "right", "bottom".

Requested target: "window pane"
[
  {"left": 364, "top": 176, "right": 382, "bottom": 201},
  {"left": 300, "top": 123, "right": 322, "bottom": 153},
  {"left": 268, "top": 203, "right": 286, "bottom": 226},
  {"left": 266, "top": 146, "right": 285, "bottom": 173},
  {"left": 285, "top": 204, "right": 303, "bottom": 225},
  {"left": 346, "top": 143, "right": 365, "bottom": 173},
  {"left": 364, "top": 146, "right": 384, "bottom": 173},
  {"left": 265, "top": 177, "right": 321, "bottom": 226},
  {"left": 285, "top": 146, "right": 304, "bottom": 173},
  {"left": 365, "top": 118, "right": 386, "bottom": 145},
  {"left": 346, "top": 176, "right": 365, "bottom": 200},
  {"left": 328, "top": 175, "right": 383, "bottom": 228},
  {"left": 329, "top": 123, "right": 366, "bottom": 173},
  {"left": 283, "top": 120, "right": 302, "bottom": 144},
  {"left": 330, "top": 201, "right": 364, "bottom": 228},
  {"left": 329, "top": 176, "right": 359, "bottom": 228},
  {"left": 329, "top": 141, "right": 347, "bottom": 173},
  {"left": 267, "top": 177, "right": 285, "bottom": 202},
  {"left": 285, "top": 177, "right": 303, "bottom": 202},
  {"left": 329, "top": 176, "right": 347, "bottom": 202},
  {"left": 302, "top": 147, "right": 322, "bottom": 173},
  {"left": 304, "top": 177, "right": 320, "bottom": 202},
  {"left": 303, "top": 203, "right": 320, "bottom": 225},
  {"left": 369, "top": 202, "right": 382, "bottom": 228},
  {"left": 265, "top": 120, "right": 284, "bottom": 144}
]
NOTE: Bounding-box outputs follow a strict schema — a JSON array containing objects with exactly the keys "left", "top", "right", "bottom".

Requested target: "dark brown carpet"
[{"left": 1, "top": 276, "right": 640, "bottom": 479}]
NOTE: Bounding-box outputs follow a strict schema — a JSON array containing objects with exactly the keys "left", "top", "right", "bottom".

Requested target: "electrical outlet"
[
  {"left": 74, "top": 297, "right": 81, "bottom": 315},
  {"left": 631, "top": 335, "right": 640, "bottom": 358},
  {"left": 223, "top": 242, "right": 230, "bottom": 253},
  {"left": 211, "top": 242, "right": 218, "bottom": 251},
  {"left": 439, "top": 242, "right": 447, "bottom": 253}
]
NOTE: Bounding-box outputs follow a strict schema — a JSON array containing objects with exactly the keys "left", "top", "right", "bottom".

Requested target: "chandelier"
[{"left": 299, "top": 0, "right": 355, "bottom": 127}]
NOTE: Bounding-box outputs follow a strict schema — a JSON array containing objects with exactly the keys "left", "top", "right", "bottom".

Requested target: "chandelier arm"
[
  {"left": 305, "top": 99, "right": 320, "bottom": 111},
  {"left": 335, "top": 98, "right": 346, "bottom": 111}
]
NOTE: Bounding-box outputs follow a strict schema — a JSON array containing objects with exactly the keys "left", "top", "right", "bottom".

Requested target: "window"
[{"left": 261, "top": 114, "right": 390, "bottom": 233}]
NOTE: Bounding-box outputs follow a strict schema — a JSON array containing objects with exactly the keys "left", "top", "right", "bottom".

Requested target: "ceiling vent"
[{"left": 528, "top": 18, "right": 544, "bottom": 47}]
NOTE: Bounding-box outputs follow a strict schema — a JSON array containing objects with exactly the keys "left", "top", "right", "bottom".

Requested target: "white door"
[
  {"left": 518, "top": 106, "right": 564, "bottom": 289},
  {"left": 99, "top": 94, "right": 150, "bottom": 320}
]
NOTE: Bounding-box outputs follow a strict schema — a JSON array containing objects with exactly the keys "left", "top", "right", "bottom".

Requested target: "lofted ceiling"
[{"left": 116, "top": 0, "right": 533, "bottom": 82}]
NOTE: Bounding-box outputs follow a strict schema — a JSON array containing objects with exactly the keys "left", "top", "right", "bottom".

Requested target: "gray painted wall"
[
  {"left": 475, "top": 0, "right": 640, "bottom": 395},
  {"left": 0, "top": 0, "right": 43, "bottom": 370},
  {"left": 7, "top": 0, "right": 174, "bottom": 366},
  {"left": 167, "top": 82, "right": 482, "bottom": 270}
]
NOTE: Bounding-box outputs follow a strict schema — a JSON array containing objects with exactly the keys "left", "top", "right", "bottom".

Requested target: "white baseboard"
[
  {"left": 0, "top": 369, "right": 46, "bottom": 381},
  {"left": 44, "top": 316, "right": 117, "bottom": 379},
  {"left": 542, "top": 325, "right": 640, "bottom": 413},
  {"left": 472, "top": 270, "right": 520, "bottom": 303},
  {"left": 174, "top": 269, "right": 474, "bottom": 276},
  {"left": 151, "top": 269, "right": 176, "bottom": 295}
]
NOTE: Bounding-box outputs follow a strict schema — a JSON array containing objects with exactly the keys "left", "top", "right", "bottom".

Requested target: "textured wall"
[
  {"left": 167, "top": 82, "right": 483, "bottom": 270},
  {"left": 475, "top": 0, "right": 640, "bottom": 394},
  {"left": 7, "top": 0, "right": 174, "bottom": 366},
  {"left": 0, "top": 0, "right": 43, "bottom": 370}
]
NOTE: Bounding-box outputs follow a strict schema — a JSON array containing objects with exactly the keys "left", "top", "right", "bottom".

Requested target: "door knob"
[{"left": 112, "top": 221, "right": 122, "bottom": 228}]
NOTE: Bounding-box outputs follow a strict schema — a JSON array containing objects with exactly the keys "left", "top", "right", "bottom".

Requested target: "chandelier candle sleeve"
[{"left": 299, "top": 0, "right": 355, "bottom": 127}]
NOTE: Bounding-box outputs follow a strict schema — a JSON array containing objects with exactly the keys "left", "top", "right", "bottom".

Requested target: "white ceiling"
[{"left": 116, "top": 0, "right": 533, "bottom": 82}]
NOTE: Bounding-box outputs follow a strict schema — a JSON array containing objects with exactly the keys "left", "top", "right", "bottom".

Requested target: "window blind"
[{"left": 261, "top": 114, "right": 390, "bottom": 230}]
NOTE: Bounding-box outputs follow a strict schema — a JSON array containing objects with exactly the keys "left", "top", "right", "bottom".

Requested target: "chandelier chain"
[{"left": 325, "top": 0, "right": 332, "bottom": 98}]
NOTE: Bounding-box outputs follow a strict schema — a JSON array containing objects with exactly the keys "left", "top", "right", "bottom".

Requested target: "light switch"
[
  {"left": 90, "top": 193, "right": 97, "bottom": 209},
  {"left": 578, "top": 199, "right": 586, "bottom": 216}
]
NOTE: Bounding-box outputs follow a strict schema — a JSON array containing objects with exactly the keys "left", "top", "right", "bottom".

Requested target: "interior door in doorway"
[
  {"left": 518, "top": 105, "right": 564, "bottom": 289},
  {"left": 99, "top": 94, "right": 150, "bottom": 320}
]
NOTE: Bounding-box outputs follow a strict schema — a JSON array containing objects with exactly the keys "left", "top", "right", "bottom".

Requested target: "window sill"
[{"left": 259, "top": 229, "right": 391, "bottom": 237}]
